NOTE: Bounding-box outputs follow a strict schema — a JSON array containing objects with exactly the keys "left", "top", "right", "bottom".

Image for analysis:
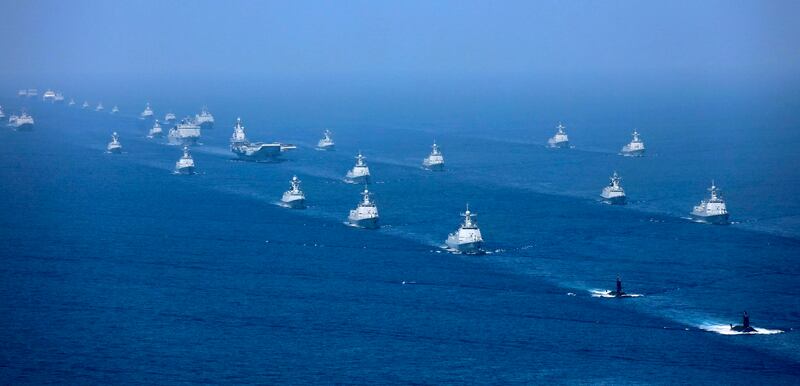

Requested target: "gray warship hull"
[
  {"left": 690, "top": 212, "right": 729, "bottom": 225},
  {"left": 282, "top": 198, "right": 306, "bottom": 209},
  {"left": 446, "top": 240, "right": 484, "bottom": 254},
  {"left": 602, "top": 195, "right": 627, "bottom": 205},
  {"left": 14, "top": 123, "right": 34, "bottom": 131},
  {"left": 348, "top": 216, "right": 379, "bottom": 229}
]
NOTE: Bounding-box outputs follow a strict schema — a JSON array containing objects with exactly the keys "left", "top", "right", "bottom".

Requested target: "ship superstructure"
[
  {"left": 148, "top": 120, "right": 164, "bottom": 138},
  {"left": 107, "top": 132, "right": 122, "bottom": 153},
  {"left": 229, "top": 117, "right": 283, "bottom": 161},
  {"left": 8, "top": 112, "right": 34, "bottom": 131},
  {"left": 194, "top": 106, "right": 214, "bottom": 130},
  {"left": 691, "top": 181, "right": 729, "bottom": 225},
  {"left": 42, "top": 90, "right": 56, "bottom": 102},
  {"left": 174, "top": 146, "right": 196, "bottom": 175},
  {"left": 317, "top": 129, "right": 335, "bottom": 150},
  {"left": 348, "top": 187, "right": 379, "bottom": 228},
  {"left": 281, "top": 175, "right": 307, "bottom": 209},
  {"left": 445, "top": 205, "right": 484, "bottom": 254},
  {"left": 621, "top": 130, "right": 645, "bottom": 156},
  {"left": 140, "top": 103, "right": 154, "bottom": 119},
  {"left": 422, "top": 141, "right": 445, "bottom": 171},
  {"left": 345, "top": 151, "right": 371, "bottom": 183},
  {"left": 547, "top": 122, "right": 570, "bottom": 149},
  {"left": 168, "top": 117, "right": 201, "bottom": 145},
  {"left": 600, "top": 171, "right": 627, "bottom": 205}
]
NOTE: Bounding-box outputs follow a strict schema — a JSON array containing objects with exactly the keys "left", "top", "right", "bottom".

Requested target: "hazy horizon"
[{"left": 2, "top": 0, "right": 798, "bottom": 87}]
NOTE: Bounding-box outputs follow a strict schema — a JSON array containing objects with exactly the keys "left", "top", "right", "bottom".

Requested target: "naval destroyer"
[
  {"left": 229, "top": 117, "right": 285, "bottom": 161},
  {"left": 281, "top": 176, "right": 307, "bottom": 209},
  {"left": 54, "top": 92, "right": 64, "bottom": 103},
  {"left": 600, "top": 171, "right": 627, "bottom": 205},
  {"left": 194, "top": 106, "right": 215, "bottom": 130},
  {"left": 345, "top": 152, "right": 371, "bottom": 183},
  {"left": 422, "top": 141, "right": 445, "bottom": 171},
  {"left": 148, "top": 120, "right": 164, "bottom": 138},
  {"left": 690, "top": 181, "right": 729, "bottom": 225},
  {"left": 547, "top": 122, "right": 570, "bottom": 148},
  {"left": 68, "top": 98, "right": 76, "bottom": 106},
  {"left": 111, "top": 105, "right": 119, "bottom": 114},
  {"left": 95, "top": 102, "right": 104, "bottom": 112},
  {"left": 317, "top": 129, "right": 335, "bottom": 150},
  {"left": 82, "top": 101, "right": 90, "bottom": 109},
  {"left": 8, "top": 112, "right": 34, "bottom": 131},
  {"left": 445, "top": 205, "right": 484, "bottom": 254},
  {"left": 348, "top": 187, "right": 379, "bottom": 228},
  {"left": 620, "top": 130, "right": 645, "bottom": 156},
  {"left": 140, "top": 103, "right": 154, "bottom": 119},
  {"left": 107, "top": 132, "right": 122, "bottom": 153},
  {"left": 174, "top": 146, "right": 196, "bottom": 175},
  {"left": 168, "top": 117, "right": 202, "bottom": 145}
]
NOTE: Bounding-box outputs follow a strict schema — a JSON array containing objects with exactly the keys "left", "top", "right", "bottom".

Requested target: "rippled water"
[{"left": 1, "top": 88, "right": 799, "bottom": 383}]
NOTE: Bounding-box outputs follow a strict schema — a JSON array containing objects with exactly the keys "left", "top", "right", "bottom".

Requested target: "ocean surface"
[{"left": 1, "top": 81, "right": 800, "bottom": 384}]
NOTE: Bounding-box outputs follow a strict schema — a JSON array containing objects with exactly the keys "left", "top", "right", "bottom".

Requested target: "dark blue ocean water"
[{"left": 1, "top": 81, "right": 800, "bottom": 384}]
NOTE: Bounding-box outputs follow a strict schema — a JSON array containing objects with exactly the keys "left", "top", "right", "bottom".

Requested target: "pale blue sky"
[{"left": 1, "top": 0, "right": 798, "bottom": 84}]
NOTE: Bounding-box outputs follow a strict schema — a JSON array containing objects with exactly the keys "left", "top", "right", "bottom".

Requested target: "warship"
[
  {"left": 168, "top": 117, "right": 202, "bottom": 145},
  {"left": 229, "top": 117, "right": 284, "bottom": 161},
  {"left": 174, "top": 146, "right": 196, "bottom": 175},
  {"left": 620, "top": 130, "right": 645, "bottom": 156},
  {"left": 422, "top": 141, "right": 445, "bottom": 171},
  {"left": 690, "top": 181, "right": 729, "bottom": 225},
  {"left": 194, "top": 106, "right": 215, "bottom": 130},
  {"left": 547, "top": 122, "right": 570, "bottom": 148},
  {"left": 140, "top": 102, "right": 154, "bottom": 119},
  {"left": 281, "top": 176, "right": 307, "bottom": 209},
  {"left": 107, "top": 132, "right": 122, "bottom": 154},
  {"left": 600, "top": 171, "right": 627, "bottom": 205},
  {"left": 445, "top": 205, "right": 484, "bottom": 254},
  {"left": 147, "top": 120, "right": 164, "bottom": 138},
  {"left": 608, "top": 277, "right": 635, "bottom": 298},
  {"left": 730, "top": 312, "right": 757, "bottom": 333},
  {"left": 348, "top": 187, "right": 380, "bottom": 228},
  {"left": 345, "top": 152, "right": 371, "bottom": 183},
  {"left": 317, "top": 129, "right": 335, "bottom": 150},
  {"left": 42, "top": 89, "right": 56, "bottom": 102},
  {"left": 8, "top": 112, "right": 34, "bottom": 131}
]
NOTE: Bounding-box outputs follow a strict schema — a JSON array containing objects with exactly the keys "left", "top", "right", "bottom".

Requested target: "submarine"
[
  {"left": 730, "top": 311, "right": 757, "bottom": 333},
  {"left": 610, "top": 276, "right": 633, "bottom": 298}
]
